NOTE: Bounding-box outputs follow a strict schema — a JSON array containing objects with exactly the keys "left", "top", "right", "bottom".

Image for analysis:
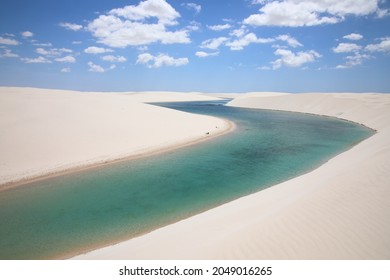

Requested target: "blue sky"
[{"left": 0, "top": 0, "right": 389, "bottom": 92}]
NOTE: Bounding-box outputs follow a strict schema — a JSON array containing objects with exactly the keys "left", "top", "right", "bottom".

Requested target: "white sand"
[
  {"left": 73, "top": 92, "right": 390, "bottom": 260},
  {"left": 0, "top": 87, "right": 230, "bottom": 188}
]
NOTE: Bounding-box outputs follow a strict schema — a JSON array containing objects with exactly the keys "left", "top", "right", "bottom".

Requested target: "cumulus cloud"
[
  {"left": 21, "top": 31, "right": 34, "bottom": 38},
  {"left": 87, "top": 0, "right": 191, "bottom": 47},
  {"left": 36, "top": 48, "right": 53, "bottom": 56},
  {"left": 224, "top": 33, "right": 301, "bottom": 51},
  {"left": 226, "top": 33, "right": 274, "bottom": 50},
  {"left": 332, "top": 34, "right": 384, "bottom": 68},
  {"left": 376, "top": 7, "right": 390, "bottom": 18},
  {"left": 272, "top": 49, "right": 321, "bottom": 69},
  {"left": 61, "top": 67, "right": 71, "bottom": 73},
  {"left": 88, "top": 61, "right": 105, "bottom": 72},
  {"left": 36, "top": 47, "right": 73, "bottom": 57},
  {"left": 200, "top": 30, "right": 302, "bottom": 51},
  {"left": 200, "top": 37, "right": 228, "bottom": 50},
  {"left": 110, "top": 0, "right": 180, "bottom": 25},
  {"left": 275, "top": 34, "right": 302, "bottom": 48},
  {"left": 21, "top": 56, "right": 52, "bottom": 64},
  {"left": 136, "top": 53, "right": 189, "bottom": 68},
  {"left": 59, "top": 22, "right": 83, "bottom": 31},
  {"left": 207, "top": 24, "right": 231, "bottom": 31},
  {"left": 54, "top": 55, "right": 76, "bottom": 63},
  {"left": 336, "top": 53, "right": 372, "bottom": 69},
  {"left": 365, "top": 37, "right": 390, "bottom": 52},
  {"left": 332, "top": 43, "right": 362, "bottom": 53},
  {"left": 258, "top": 65, "right": 272, "bottom": 70},
  {"left": 0, "top": 36, "right": 19, "bottom": 45},
  {"left": 33, "top": 42, "right": 53, "bottom": 47},
  {"left": 182, "top": 3, "right": 201, "bottom": 14},
  {"left": 0, "top": 49, "right": 19, "bottom": 58},
  {"left": 230, "top": 27, "right": 248, "bottom": 38},
  {"left": 343, "top": 33, "right": 363, "bottom": 41},
  {"left": 244, "top": 0, "right": 387, "bottom": 27},
  {"left": 101, "top": 55, "right": 127, "bottom": 62},
  {"left": 84, "top": 46, "right": 113, "bottom": 54},
  {"left": 251, "top": 0, "right": 270, "bottom": 4},
  {"left": 195, "top": 51, "right": 219, "bottom": 58},
  {"left": 136, "top": 53, "right": 154, "bottom": 64},
  {"left": 185, "top": 21, "right": 201, "bottom": 31}
]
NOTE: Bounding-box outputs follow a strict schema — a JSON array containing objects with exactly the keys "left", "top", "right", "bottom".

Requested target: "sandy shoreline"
[
  {"left": 0, "top": 87, "right": 232, "bottom": 189},
  {"left": 73, "top": 92, "right": 390, "bottom": 260}
]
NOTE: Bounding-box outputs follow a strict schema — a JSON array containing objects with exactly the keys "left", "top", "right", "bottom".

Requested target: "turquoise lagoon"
[{"left": 0, "top": 101, "right": 374, "bottom": 259}]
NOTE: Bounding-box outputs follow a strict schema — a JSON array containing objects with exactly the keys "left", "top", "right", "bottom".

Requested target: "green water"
[{"left": 0, "top": 101, "right": 374, "bottom": 259}]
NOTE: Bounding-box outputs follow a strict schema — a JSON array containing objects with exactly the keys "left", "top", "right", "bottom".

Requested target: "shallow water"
[{"left": 0, "top": 101, "right": 374, "bottom": 259}]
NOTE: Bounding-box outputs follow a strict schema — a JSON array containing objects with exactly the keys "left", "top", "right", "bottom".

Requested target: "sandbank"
[
  {"left": 73, "top": 92, "right": 390, "bottom": 260},
  {"left": 0, "top": 87, "right": 231, "bottom": 189}
]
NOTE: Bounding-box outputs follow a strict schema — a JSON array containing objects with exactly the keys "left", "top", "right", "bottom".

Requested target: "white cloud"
[
  {"left": 21, "top": 56, "right": 52, "bottom": 64},
  {"left": 258, "top": 65, "right": 272, "bottom": 70},
  {"left": 88, "top": 0, "right": 190, "bottom": 47},
  {"left": 336, "top": 53, "right": 372, "bottom": 68},
  {"left": 333, "top": 35, "right": 382, "bottom": 68},
  {"left": 343, "top": 33, "right": 363, "bottom": 41},
  {"left": 346, "top": 53, "right": 372, "bottom": 65},
  {"left": 60, "top": 48, "right": 73, "bottom": 53},
  {"left": 21, "top": 31, "right": 34, "bottom": 38},
  {"left": 251, "top": 0, "right": 269, "bottom": 4},
  {"left": 185, "top": 21, "right": 201, "bottom": 31},
  {"left": 36, "top": 48, "right": 52, "bottom": 56},
  {"left": 136, "top": 53, "right": 154, "bottom": 64},
  {"left": 61, "top": 67, "right": 71, "bottom": 73},
  {"left": 200, "top": 30, "right": 302, "bottom": 51},
  {"left": 136, "top": 52, "right": 189, "bottom": 68},
  {"left": 137, "top": 45, "right": 149, "bottom": 52},
  {"left": 365, "top": 37, "right": 390, "bottom": 52},
  {"left": 376, "top": 8, "right": 389, "bottom": 18},
  {"left": 244, "top": 0, "right": 387, "bottom": 27},
  {"left": 275, "top": 34, "right": 302, "bottom": 48},
  {"left": 84, "top": 46, "right": 113, "bottom": 54},
  {"left": 35, "top": 47, "right": 72, "bottom": 57},
  {"left": 230, "top": 27, "right": 247, "bottom": 38},
  {"left": 272, "top": 49, "right": 321, "bottom": 69},
  {"left": 182, "top": 3, "right": 201, "bottom": 14},
  {"left": 335, "top": 65, "right": 349, "bottom": 69},
  {"left": 207, "top": 24, "right": 231, "bottom": 31},
  {"left": 0, "top": 36, "right": 19, "bottom": 45},
  {"left": 110, "top": 0, "right": 180, "bottom": 25},
  {"left": 33, "top": 42, "right": 53, "bottom": 47},
  {"left": 224, "top": 33, "right": 300, "bottom": 51},
  {"left": 226, "top": 33, "right": 274, "bottom": 50},
  {"left": 0, "top": 49, "right": 19, "bottom": 58},
  {"left": 59, "top": 22, "right": 83, "bottom": 31},
  {"left": 332, "top": 43, "right": 362, "bottom": 53},
  {"left": 195, "top": 51, "right": 219, "bottom": 58},
  {"left": 101, "top": 55, "right": 127, "bottom": 62},
  {"left": 88, "top": 61, "right": 105, "bottom": 72},
  {"left": 55, "top": 55, "right": 76, "bottom": 63},
  {"left": 88, "top": 16, "right": 190, "bottom": 47},
  {"left": 200, "top": 37, "right": 228, "bottom": 50}
]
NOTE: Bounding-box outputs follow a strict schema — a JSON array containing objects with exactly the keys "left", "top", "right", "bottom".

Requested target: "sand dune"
[
  {"left": 0, "top": 87, "right": 230, "bottom": 188},
  {"left": 73, "top": 92, "right": 390, "bottom": 260}
]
